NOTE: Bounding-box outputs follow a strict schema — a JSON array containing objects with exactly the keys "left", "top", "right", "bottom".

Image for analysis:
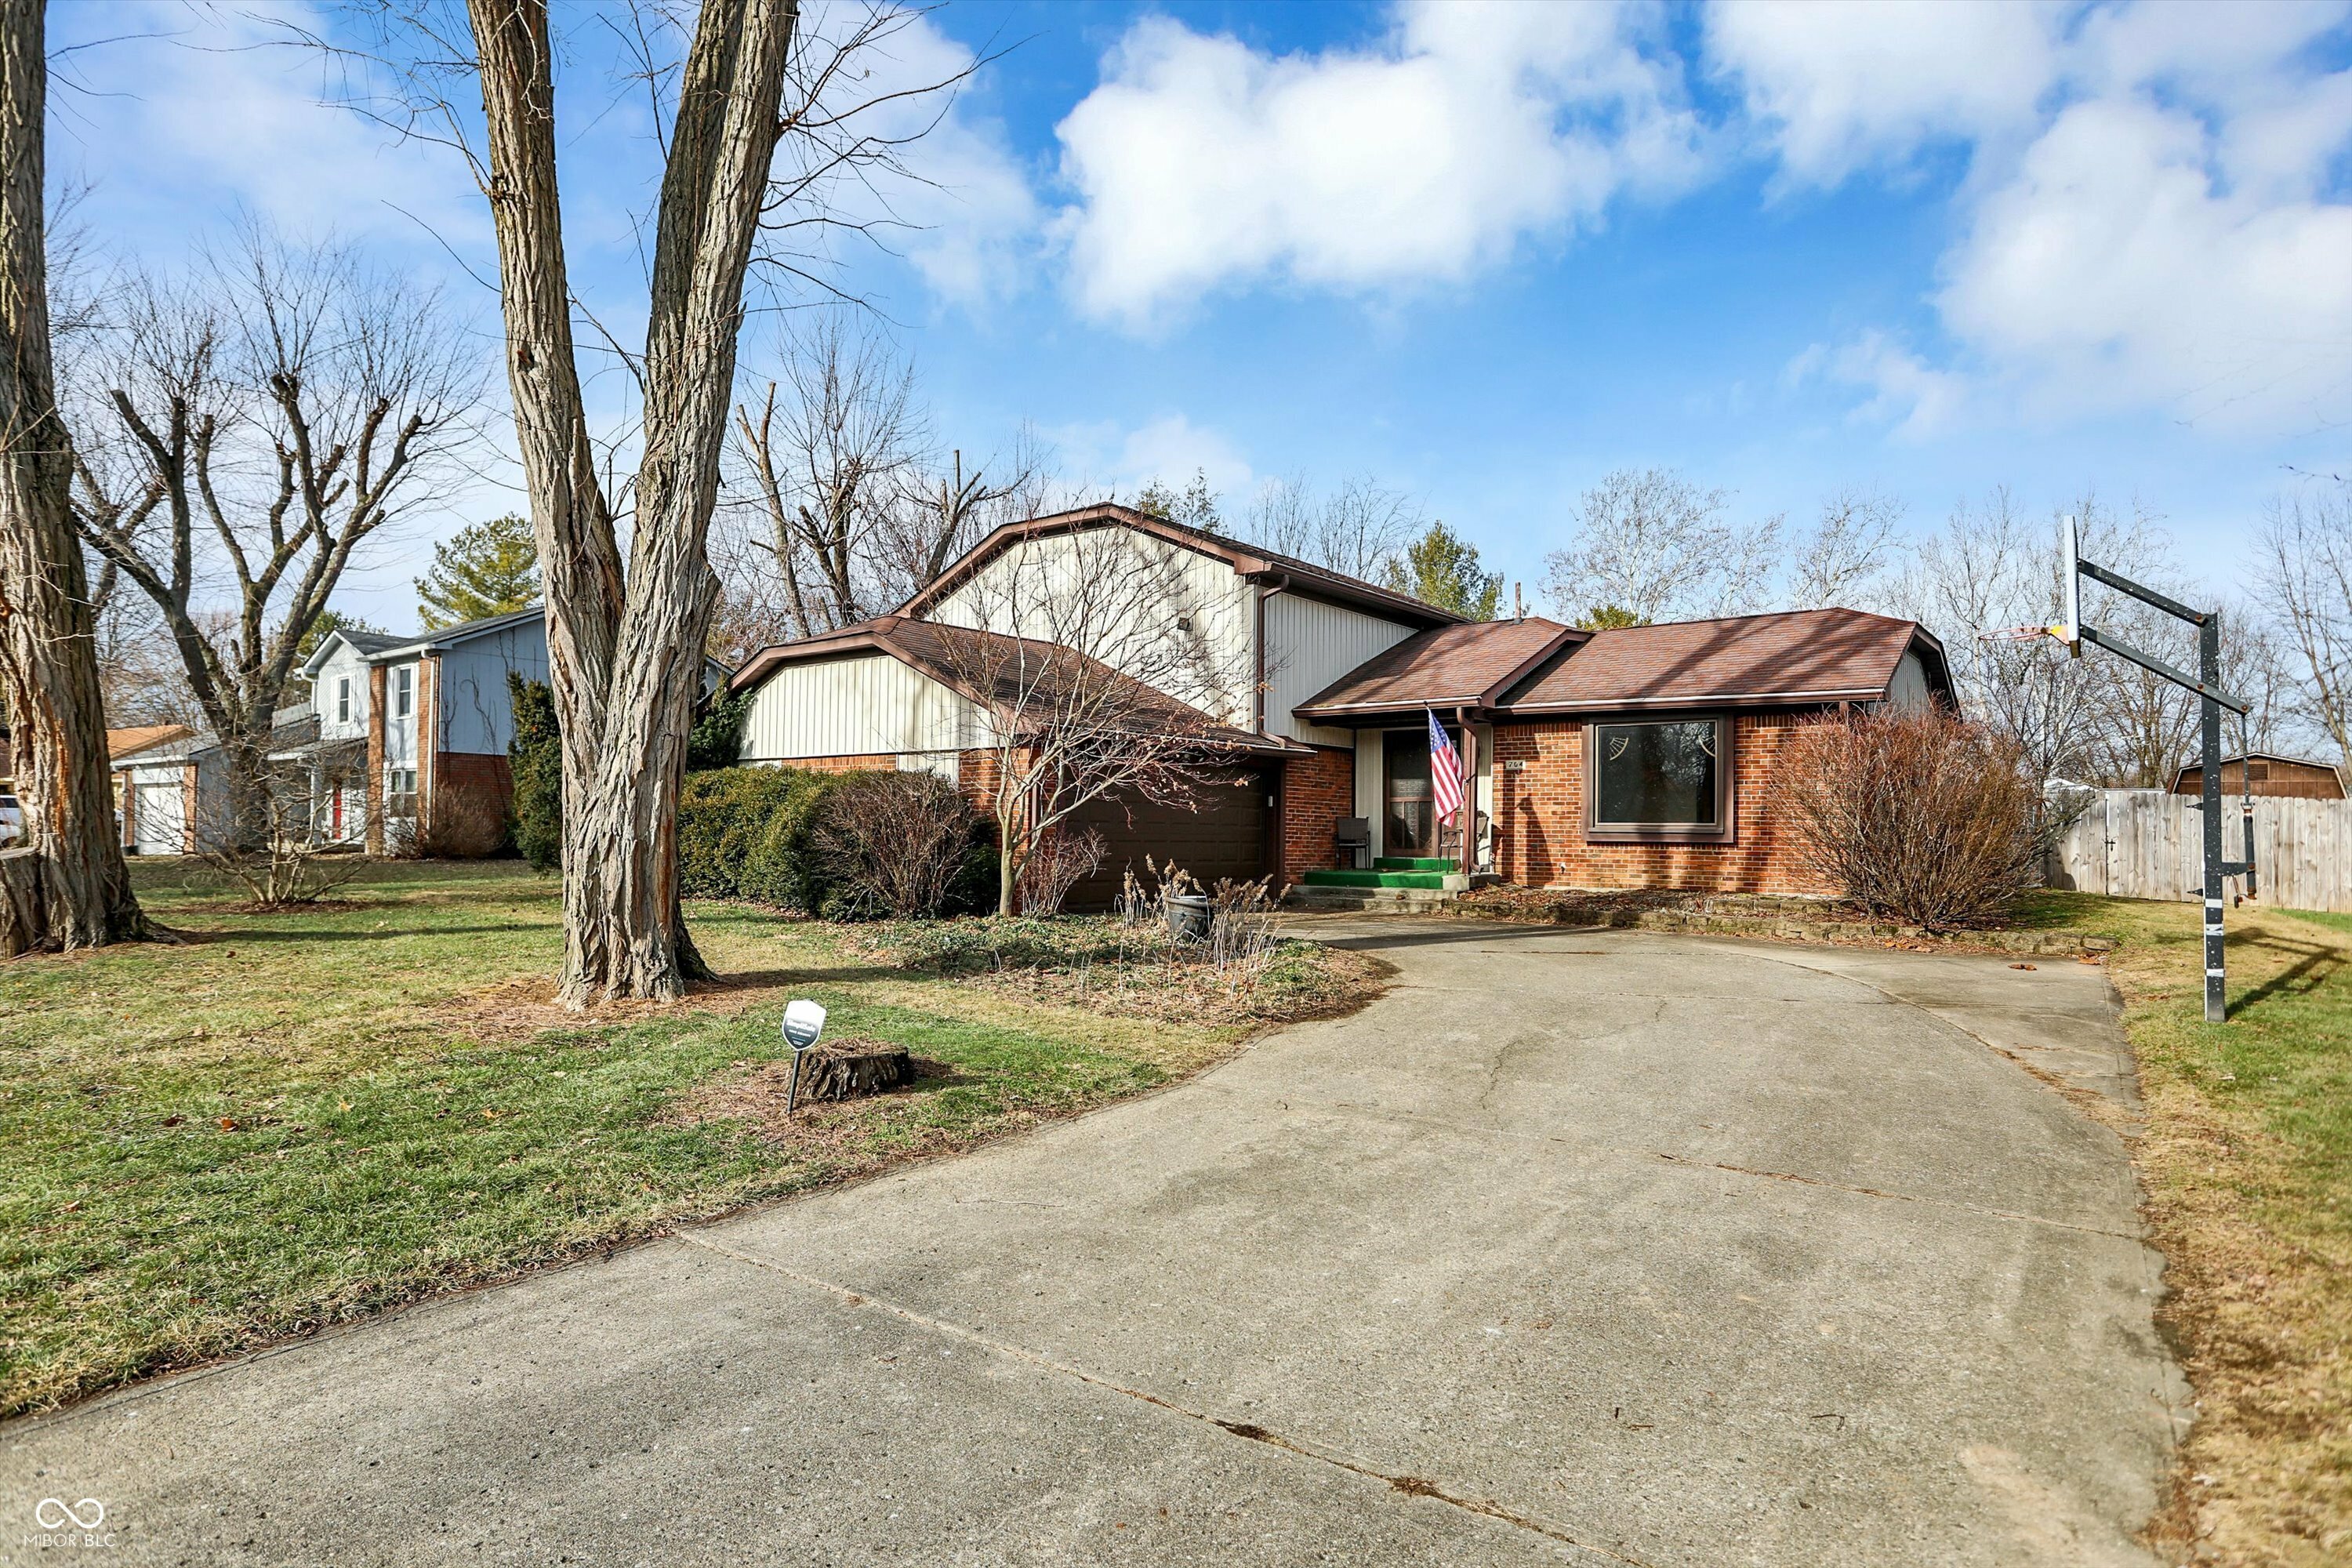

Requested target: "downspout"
[{"left": 1256, "top": 572, "right": 1290, "bottom": 887}]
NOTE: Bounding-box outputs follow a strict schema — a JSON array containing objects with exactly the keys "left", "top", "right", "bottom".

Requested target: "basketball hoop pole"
[{"left": 2056, "top": 514, "right": 2254, "bottom": 1022}]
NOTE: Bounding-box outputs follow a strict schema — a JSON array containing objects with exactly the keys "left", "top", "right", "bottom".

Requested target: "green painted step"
[
  {"left": 1373, "top": 857, "right": 1457, "bottom": 871},
  {"left": 1299, "top": 869, "right": 1451, "bottom": 889}
]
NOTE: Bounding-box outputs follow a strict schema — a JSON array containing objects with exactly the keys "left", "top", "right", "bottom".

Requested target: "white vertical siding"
[
  {"left": 1265, "top": 593, "right": 1420, "bottom": 746},
  {"left": 927, "top": 529, "right": 1256, "bottom": 725},
  {"left": 437, "top": 622, "right": 552, "bottom": 755},
  {"left": 314, "top": 643, "right": 372, "bottom": 742},
  {"left": 383, "top": 662, "right": 419, "bottom": 767},
  {"left": 739, "top": 652, "right": 986, "bottom": 761},
  {"left": 1888, "top": 649, "right": 1930, "bottom": 710}
]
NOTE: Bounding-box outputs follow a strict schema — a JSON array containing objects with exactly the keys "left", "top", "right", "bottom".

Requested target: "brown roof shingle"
[
  {"left": 1296, "top": 618, "right": 1579, "bottom": 718},
  {"left": 1501, "top": 608, "right": 1939, "bottom": 712},
  {"left": 108, "top": 724, "right": 195, "bottom": 760}
]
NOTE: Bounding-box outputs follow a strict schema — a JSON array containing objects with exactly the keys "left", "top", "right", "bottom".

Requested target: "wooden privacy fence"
[{"left": 2043, "top": 788, "right": 2352, "bottom": 913}]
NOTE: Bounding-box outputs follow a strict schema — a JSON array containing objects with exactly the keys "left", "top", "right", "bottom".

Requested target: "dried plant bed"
[
  {"left": 0, "top": 863, "right": 1292, "bottom": 1419},
  {"left": 2042, "top": 894, "right": 2352, "bottom": 1567},
  {"left": 845, "top": 916, "right": 1392, "bottom": 1026},
  {"left": 1453, "top": 886, "right": 2114, "bottom": 958}
]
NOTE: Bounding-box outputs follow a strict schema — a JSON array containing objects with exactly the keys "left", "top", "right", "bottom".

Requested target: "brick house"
[{"left": 725, "top": 504, "right": 1952, "bottom": 905}]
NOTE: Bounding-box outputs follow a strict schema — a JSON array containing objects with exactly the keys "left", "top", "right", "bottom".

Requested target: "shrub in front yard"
[
  {"left": 678, "top": 766, "right": 872, "bottom": 912},
  {"left": 506, "top": 673, "right": 564, "bottom": 873},
  {"left": 1776, "top": 706, "right": 2056, "bottom": 929},
  {"left": 810, "top": 771, "right": 984, "bottom": 920}
]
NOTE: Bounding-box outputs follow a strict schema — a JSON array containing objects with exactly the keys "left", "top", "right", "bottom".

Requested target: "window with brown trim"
[{"left": 1585, "top": 715, "right": 1733, "bottom": 842}]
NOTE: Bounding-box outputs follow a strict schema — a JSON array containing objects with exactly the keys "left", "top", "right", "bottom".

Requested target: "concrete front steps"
[{"left": 1289, "top": 858, "right": 1481, "bottom": 910}]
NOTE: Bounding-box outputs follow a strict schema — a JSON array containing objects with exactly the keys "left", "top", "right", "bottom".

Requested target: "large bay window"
[{"left": 1586, "top": 715, "right": 1732, "bottom": 842}]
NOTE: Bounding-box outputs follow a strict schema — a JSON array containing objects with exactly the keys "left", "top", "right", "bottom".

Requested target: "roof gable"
[
  {"left": 895, "top": 504, "right": 1461, "bottom": 631},
  {"left": 1295, "top": 618, "right": 1581, "bottom": 719}
]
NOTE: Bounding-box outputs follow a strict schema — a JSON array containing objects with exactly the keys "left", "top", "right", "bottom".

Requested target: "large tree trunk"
[
  {"left": 470, "top": 0, "right": 793, "bottom": 1004},
  {"left": 0, "top": 0, "right": 147, "bottom": 949}
]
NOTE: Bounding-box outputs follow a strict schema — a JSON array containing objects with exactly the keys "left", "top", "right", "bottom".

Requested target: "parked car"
[{"left": 0, "top": 793, "right": 20, "bottom": 846}]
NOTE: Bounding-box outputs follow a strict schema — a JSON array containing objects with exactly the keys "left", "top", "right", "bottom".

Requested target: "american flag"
[{"left": 1428, "top": 709, "right": 1465, "bottom": 818}]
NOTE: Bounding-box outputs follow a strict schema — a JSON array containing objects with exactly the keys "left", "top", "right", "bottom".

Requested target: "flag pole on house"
[{"left": 1427, "top": 708, "right": 1468, "bottom": 877}]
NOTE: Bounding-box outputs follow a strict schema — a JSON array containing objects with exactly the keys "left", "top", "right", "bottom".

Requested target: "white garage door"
[{"left": 134, "top": 782, "right": 187, "bottom": 855}]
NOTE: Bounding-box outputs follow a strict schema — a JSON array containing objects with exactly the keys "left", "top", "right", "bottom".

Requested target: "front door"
[{"left": 1383, "top": 728, "right": 1438, "bottom": 857}]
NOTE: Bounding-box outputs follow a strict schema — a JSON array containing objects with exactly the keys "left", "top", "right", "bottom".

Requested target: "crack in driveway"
[{"left": 674, "top": 1229, "right": 1660, "bottom": 1566}]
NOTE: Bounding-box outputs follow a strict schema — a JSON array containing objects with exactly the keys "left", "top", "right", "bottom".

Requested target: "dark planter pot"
[{"left": 1163, "top": 894, "right": 1213, "bottom": 943}]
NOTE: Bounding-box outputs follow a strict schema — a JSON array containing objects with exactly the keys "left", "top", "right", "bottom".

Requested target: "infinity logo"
[{"left": 34, "top": 1497, "right": 104, "bottom": 1530}]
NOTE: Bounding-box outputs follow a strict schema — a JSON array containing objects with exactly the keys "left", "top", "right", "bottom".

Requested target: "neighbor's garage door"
[
  {"left": 1062, "top": 767, "right": 1272, "bottom": 911},
  {"left": 134, "top": 782, "right": 187, "bottom": 855}
]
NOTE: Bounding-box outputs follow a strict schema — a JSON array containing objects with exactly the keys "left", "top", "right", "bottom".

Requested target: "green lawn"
[
  {"left": 2031, "top": 892, "right": 2352, "bottom": 1566},
  {"left": 0, "top": 860, "right": 1327, "bottom": 1417}
]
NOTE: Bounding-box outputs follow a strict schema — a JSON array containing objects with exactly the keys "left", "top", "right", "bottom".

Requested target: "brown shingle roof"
[
  {"left": 1295, "top": 618, "right": 1581, "bottom": 719},
  {"left": 728, "top": 615, "right": 1296, "bottom": 754},
  {"left": 1500, "top": 608, "right": 1942, "bottom": 712},
  {"left": 108, "top": 724, "right": 194, "bottom": 760}
]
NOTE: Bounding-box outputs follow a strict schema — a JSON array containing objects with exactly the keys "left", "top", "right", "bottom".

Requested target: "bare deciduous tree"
[
  {"left": 71, "top": 230, "right": 475, "bottom": 848},
  {"left": 725, "top": 318, "right": 1037, "bottom": 641},
  {"left": 931, "top": 527, "right": 1263, "bottom": 916},
  {"left": 1247, "top": 474, "right": 1421, "bottom": 582},
  {"left": 2256, "top": 484, "right": 2352, "bottom": 764},
  {"left": 1542, "top": 467, "right": 1779, "bottom": 626},
  {"left": 1788, "top": 485, "right": 1904, "bottom": 610},
  {"left": 733, "top": 313, "right": 920, "bottom": 636},
  {"left": 0, "top": 2, "right": 148, "bottom": 946}
]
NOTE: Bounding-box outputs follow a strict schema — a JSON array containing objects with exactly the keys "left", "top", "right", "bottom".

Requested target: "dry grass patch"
[{"left": 2037, "top": 894, "right": 2352, "bottom": 1566}]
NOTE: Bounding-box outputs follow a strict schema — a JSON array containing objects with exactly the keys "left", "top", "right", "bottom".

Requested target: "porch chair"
[{"left": 1333, "top": 816, "right": 1370, "bottom": 870}]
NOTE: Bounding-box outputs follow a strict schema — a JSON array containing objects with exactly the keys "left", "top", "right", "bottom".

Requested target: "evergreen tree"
[
  {"left": 416, "top": 514, "right": 540, "bottom": 630},
  {"left": 1131, "top": 469, "right": 1223, "bottom": 534},
  {"left": 1383, "top": 521, "right": 1504, "bottom": 619},
  {"left": 1573, "top": 604, "right": 1648, "bottom": 630},
  {"left": 506, "top": 672, "right": 564, "bottom": 872}
]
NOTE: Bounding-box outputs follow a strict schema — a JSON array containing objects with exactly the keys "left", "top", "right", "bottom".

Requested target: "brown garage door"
[{"left": 1060, "top": 767, "right": 1272, "bottom": 912}]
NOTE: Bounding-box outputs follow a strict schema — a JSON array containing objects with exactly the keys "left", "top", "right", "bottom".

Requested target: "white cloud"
[
  {"left": 53, "top": 4, "right": 481, "bottom": 251},
  {"left": 1044, "top": 413, "right": 1257, "bottom": 504},
  {"left": 1717, "top": 0, "right": 2352, "bottom": 436},
  {"left": 1939, "top": 96, "right": 2352, "bottom": 431},
  {"left": 789, "top": 5, "right": 1042, "bottom": 307},
  {"left": 1051, "top": 1, "right": 1704, "bottom": 331},
  {"left": 1706, "top": 0, "right": 2064, "bottom": 183},
  {"left": 1790, "top": 331, "right": 1970, "bottom": 439}
]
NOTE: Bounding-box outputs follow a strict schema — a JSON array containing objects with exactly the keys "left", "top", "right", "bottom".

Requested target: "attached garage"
[{"left": 1063, "top": 766, "right": 1274, "bottom": 910}]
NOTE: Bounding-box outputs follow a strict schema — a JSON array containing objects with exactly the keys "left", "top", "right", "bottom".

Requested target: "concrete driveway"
[{"left": 2, "top": 922, "right": 2183, "bottom": 1566}]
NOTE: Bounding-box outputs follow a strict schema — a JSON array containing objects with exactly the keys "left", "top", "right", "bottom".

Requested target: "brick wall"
[
  {"left": 1277, "top": 746, "right": 1356, "bottom": 884},
  {"left": 1491, "top": 713, "right": 1831, "bottom": 896}
]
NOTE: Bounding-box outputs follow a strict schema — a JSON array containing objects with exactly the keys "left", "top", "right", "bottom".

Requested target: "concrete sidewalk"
[{"left": 2, "top": 924, "right": 2182, "bottom": 1566}]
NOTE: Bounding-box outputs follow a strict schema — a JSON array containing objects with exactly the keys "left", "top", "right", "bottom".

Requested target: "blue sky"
[{"left": 46, "top": 0, "right": 2352, "bottom": 632}]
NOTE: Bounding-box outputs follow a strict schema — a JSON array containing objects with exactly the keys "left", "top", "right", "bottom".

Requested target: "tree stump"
[
  {"left": 0, "top": 848, "right": 43, "bottom": 959},
  {"left": 797, "top": 1036, "right": 914, "bottom": 1102}
]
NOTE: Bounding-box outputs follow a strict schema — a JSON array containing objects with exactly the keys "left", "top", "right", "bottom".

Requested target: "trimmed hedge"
[{"left": 677, "top": 766, "right": 870, "bottom": 913}]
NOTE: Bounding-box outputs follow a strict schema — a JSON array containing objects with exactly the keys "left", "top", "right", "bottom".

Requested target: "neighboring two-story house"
[
  {"left": 119, "top": 605, "right": 550, "bottom": 856},
  {"left": 724, "top": 503, "right": 1954, "bottom": 905}
]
